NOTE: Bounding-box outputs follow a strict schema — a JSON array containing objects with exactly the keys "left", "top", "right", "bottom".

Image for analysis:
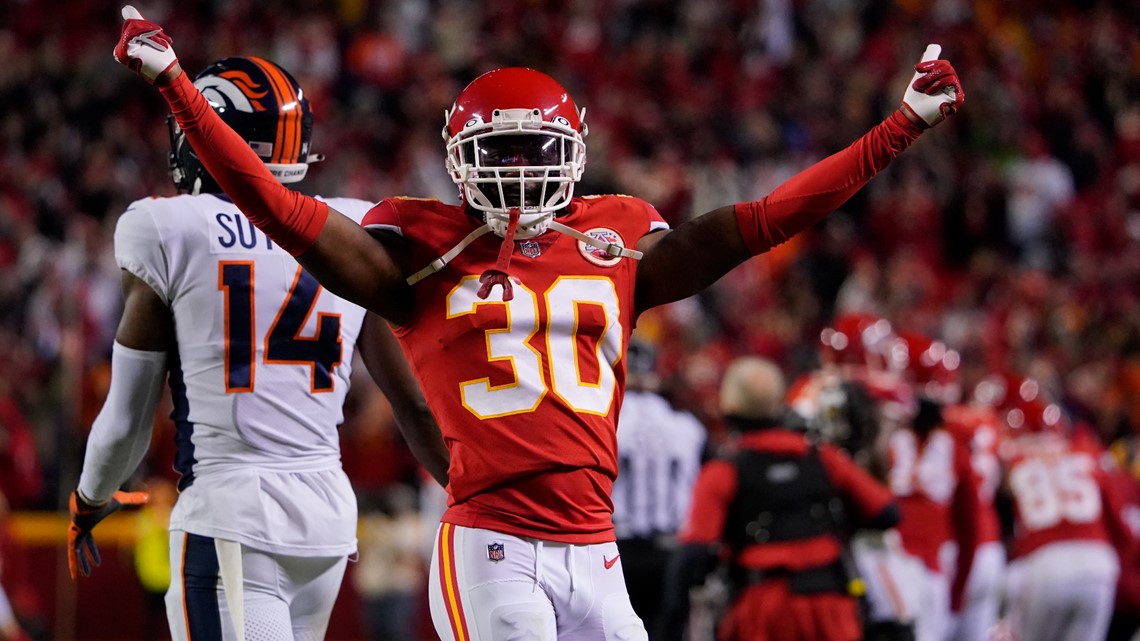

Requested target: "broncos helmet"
[
  {"left": 442, "top": 67, "right": 588, "bottom": 239},
  {"left": 169, "top": 56, "right": 319, "bottom": 194}
]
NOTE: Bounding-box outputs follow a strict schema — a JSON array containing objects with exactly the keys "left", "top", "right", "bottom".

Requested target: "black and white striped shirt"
[{"left": 612, "top": 390, "right": 706, "bottom": 540}]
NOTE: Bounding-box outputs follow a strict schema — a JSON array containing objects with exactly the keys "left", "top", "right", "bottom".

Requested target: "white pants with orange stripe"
[
  {"left": 165, "top": 531, "right": 348, "bottom": 641},
  {"left": 429, "top": 523, "right": 647, "bottom": 641},
  {"left": 851, "top": 531, "right": 925, "bottom": 628}
]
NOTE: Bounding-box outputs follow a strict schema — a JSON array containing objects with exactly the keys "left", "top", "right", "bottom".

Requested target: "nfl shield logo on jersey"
[
  {"left": 487, "top": 542, "right": 505, "bottom": 562},
  {"left": 578, "top": 227, "right": 625, "bottom": 268},
  {"left": 520, "top": 240, "right": 541, "bottom": 258}
]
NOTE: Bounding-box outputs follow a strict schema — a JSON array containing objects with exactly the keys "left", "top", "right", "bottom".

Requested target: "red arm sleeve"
[
  {"left": 819, "top": 445, "right": 894, "bottom": 521},
  {"left": 158, "top": 73, "right": 328, "bottom": 255},
  {"left": 734, "top": 110, "right": 924, "bottom": 255},
  {"left": 949, "top": 439, "right": 981, "bottom": 611},
  {"left": 1098, "top": 467, "right": 1138, "bottom": 560},
  {"left": 677, "top": 461, "right": 738, "bottom": 545}
]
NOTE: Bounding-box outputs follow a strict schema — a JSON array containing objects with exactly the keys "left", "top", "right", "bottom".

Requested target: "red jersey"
[
  {"left": 361, "top": 195, "right": 667, "bottom": 543},
  {"left": 887, "top": 426, "right": 980, "bottom": 572},
  {"left": 942, "top": 404, "right": 1003, "bottom": 545},
  {"left": 999, "top": 430, "right": 1114, "bottom": 558},
  {"left": 679, "top": 429, "right": 894, "bottom": 571}
]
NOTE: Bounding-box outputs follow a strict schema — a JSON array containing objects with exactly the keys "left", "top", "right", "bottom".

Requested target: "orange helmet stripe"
[{"left": 249, "top": 57, "right": 301, "bottom": 164}]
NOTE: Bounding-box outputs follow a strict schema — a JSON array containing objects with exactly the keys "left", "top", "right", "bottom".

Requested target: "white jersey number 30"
[{"left": 446, "top": 276, "right": 621, "bottom": 419}]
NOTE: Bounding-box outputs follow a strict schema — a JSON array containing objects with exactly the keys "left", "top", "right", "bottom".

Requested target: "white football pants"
[{"left": 428, "top": 523, "right": 647, "bottom": 641}]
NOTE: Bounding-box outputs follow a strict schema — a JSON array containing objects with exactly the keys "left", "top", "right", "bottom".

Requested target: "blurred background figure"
[
  {"left": 611, "top": 339, "right": 706, "bottom": 637},
  {"left": 0, "top": 385, "right": 43, "bottom": 511},
  {"left": 132, "top": 477, "right": 173, "bottom": 641},
  {"left": 661, "top": 356, "right": 900, "bottom": 641},
  {"left": 793, "top": 313, "right": 922, "bottom": 640},
  {"left": 353, "top": 485, "right": 426, "bottom": 641},
  {"left": 923, "top": 355, "right": 1006, "bottom": 641},
  {"left": 884, "top": 399, "right": 979, "bottom": 641},
  {"left": 884, "top": 333, "right": 982, "bottom": 641},
  {"left": 997, "top": 378, "right": 1132, "bottom": 641},
  {"left": 0, "top": 492, "right": 30, "bottom": 641}
]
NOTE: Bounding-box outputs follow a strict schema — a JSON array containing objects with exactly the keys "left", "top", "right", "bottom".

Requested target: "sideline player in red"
[
  {"left": 998, "top": 385, "right": 1130, "bottom": 641},
  {"left": 886, "top": 331, "right": 981, "bottom": 641},
  {"left": 113, "top": 6, "right": 964, "bottom": 639},
  {"left": 927, "top": 366, "right": 1006, "bottom": 641},
  {"left": 892, "top": 332, "right": 1003, "bottom": 641}
]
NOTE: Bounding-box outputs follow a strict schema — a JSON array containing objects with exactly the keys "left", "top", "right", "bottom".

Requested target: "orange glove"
[{"left": 67, "top": 490, "right": 149, "bottom": 579}]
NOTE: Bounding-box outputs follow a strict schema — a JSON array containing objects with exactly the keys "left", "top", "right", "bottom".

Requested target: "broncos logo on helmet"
[
  {"left": 168, "top": 56, "right": 320, "bottom": 194},
  {"left": 197, "top": 70, "right": 270, "bottom": 112}
]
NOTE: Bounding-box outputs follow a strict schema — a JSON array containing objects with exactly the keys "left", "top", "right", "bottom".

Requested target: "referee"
[{"left": 611, "top": 340, "right": 707, "bottom": 637}]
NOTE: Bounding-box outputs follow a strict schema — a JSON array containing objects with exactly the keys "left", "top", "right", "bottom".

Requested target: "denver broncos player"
[
  {"left": 113, "top": 6, "right": 965, "bottom": 639},
  {"left": 69, "top": 55, "right": 447, "bottom": 641}
]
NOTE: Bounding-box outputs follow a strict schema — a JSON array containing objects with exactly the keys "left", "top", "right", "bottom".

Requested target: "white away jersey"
[
  {"left": 114, "top": 193, "right": 373, "bottom": 555},
  {"left": 612, "top": 390, "right": 706, "bottom": 540}
]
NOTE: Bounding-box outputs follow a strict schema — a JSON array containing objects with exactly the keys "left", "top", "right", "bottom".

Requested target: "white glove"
[
  {"left": 901, "top": 44, "right": 965, "bottom": 128},
  {"left": 113, "top": 5, "right": 179, "bottom": 84}
]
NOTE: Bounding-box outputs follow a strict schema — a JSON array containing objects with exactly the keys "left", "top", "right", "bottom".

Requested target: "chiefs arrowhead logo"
[{"left": 577, "top": 227, "right": 625, "bottom": 268}]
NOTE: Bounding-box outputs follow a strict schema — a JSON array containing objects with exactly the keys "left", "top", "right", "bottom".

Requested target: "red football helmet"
[
  {"left": 819, "top": 313, "right": 896, "bottom": 370},
  {"left": 1003, "top": 397, "right": 1064, "bottom": 434},
  {"left": 891, "top": 331, "right": 962, "bottom": 404},
  {"left": 971, "top": 371, "right": 1039, "bottom": 409},
  {"left": 973, "top": 372, "right": 1064, "bottom": 434},
  {"left": 442, "top": 68, "right": 588, "bottom": 239}
]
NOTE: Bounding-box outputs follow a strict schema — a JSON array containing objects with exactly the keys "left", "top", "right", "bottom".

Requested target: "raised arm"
[
  {"left": 634, "top": 44, "right": 963, "bottom": 316},
  {"left": 113, "top": 6, "right": 411, "bottom": 323}
]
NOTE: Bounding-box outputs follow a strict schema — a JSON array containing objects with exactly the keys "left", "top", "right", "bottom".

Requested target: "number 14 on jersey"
[{"left": 219, "top": 262, "right": 343, "bottom": 393}]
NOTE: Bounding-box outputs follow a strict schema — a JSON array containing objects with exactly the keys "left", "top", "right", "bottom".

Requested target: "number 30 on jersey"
[{"left": 447, "top": 275, "right": 622, "bottom": 419}]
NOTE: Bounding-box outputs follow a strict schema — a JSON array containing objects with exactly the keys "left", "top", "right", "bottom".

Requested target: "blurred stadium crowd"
[{"left": 1, "top": 0, "right": 1139, "bottom": 638}]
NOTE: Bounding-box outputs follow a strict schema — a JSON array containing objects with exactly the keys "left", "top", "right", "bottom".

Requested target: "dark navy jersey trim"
[
  {"left": 182, "top": 533, "right": 223, "bottom": 641},
  {"left": 168, "top": 349, "right": 197, "bottom": 490}
]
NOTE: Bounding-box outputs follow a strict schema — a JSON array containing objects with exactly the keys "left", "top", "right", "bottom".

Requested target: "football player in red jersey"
[
  {"left": 883, "top": 398, "right": 980, "bottom": 641},
  {"left": 113, "top": 7, "right": 964, "bottom": 639},
  {"left": 997, "top": 383, "right": 1131, "bottom": 641},
  {"left": 882, "top": 331, "right": 982, "bottom": 641},
  {"left": 892, "top": 333, "right": 1003, "bottom": 641}
]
